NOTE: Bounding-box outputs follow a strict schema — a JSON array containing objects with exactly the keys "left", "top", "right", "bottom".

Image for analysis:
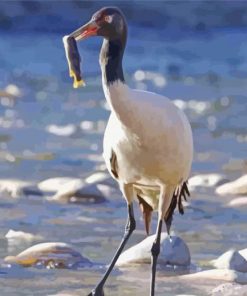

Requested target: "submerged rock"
[
  {"left": 0, "top": 179, "right": 43, "bottom": 198},
  {"left": 4, "top": 242, "right": 90, "bottom": 269},
  {"left": 216, "top": 175, "right": 247, "bottom": 196},
  {"left": 49, "top": 179, "right": 107, "bottom": 203},
  {"left": 211, "top": 249, "right": 247, "bottom": 273},
  {"left": 116, "top": 233, "right": 190, "bottom": 267},
  {"left": 189, "top": 174, "right": 227, "bottom": 191},
  {"left": 211, "top": 283, "right": 247, "bottom": 296},
  {"left": 179, "top": 269, "right": 247, "bottom": 284}
]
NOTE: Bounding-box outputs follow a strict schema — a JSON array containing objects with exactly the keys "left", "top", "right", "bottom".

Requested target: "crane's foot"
[{"left": 88, "top": 287, "right": 105, "bottom": 296}]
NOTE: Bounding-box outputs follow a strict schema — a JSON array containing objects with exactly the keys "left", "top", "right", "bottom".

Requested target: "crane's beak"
[{"left": 69, "top": 20, "right": 98, "bottom": 41}]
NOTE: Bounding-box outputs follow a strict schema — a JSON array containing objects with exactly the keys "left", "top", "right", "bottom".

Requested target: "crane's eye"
[{"left": 104, "top": 15, "right": 113, "bottom": 23}]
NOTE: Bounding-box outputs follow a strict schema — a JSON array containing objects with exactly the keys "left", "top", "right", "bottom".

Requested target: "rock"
[
  {"left": 38, "top": 177, "right": 76, "bottom": 193},
  {"left": 85, "top": 171, "right": 117, "bottom": 188},
  {"left": 5, "top": 84, "right": 22, "bottom": 97},
  {"left": 179, "top": 269, "right": 247, "bottom": 284},
  {"left": 5, "top": 229, "right": 43, "bottom": 242},
  {"left": 4, "top": 242, "right": 90, "bottom": 269},
  {"left": 50, "top": 179, "right": 107, "bottom": 203},
  {"left": 46, "top": 124, "right": 76, "bottom": 137},
  {"left": 239, "top": 248, "right": 247, "bottom": 261},
  {"left": 216, "top": 175, "right": 247, "bottom": 196},
  {"left": 0, "top": 179, "right": 43, "bottom": 198},
  {"left": 116, "top": 233, "right": 190, "bottom": 267},
  {"left": 211, "top": 249, "right": 247, "bottom": 273},
  {"left": 189, "top": 174, "right": 227, "bottom": 191},
  {"left": 211, "top": 283, "right": 247, "bottom": 296},
  {"left": 227, "top": 197, "right": 247, "bottom": 207}
]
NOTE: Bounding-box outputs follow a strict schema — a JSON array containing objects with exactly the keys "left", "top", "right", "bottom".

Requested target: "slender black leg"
[
  {"left": 88, "top": 203, "right": 136, "bottom": 296},
  {"left": 150, "top": 220, "right": 163, "bottom": 296}
]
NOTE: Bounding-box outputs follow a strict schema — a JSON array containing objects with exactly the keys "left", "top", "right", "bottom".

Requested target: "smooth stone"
[
  {"left": 85, "top": 171, "right": 117, "bottom": 188},
  {"left": 189, "top": 174, "right": 227, "bottom": 191},
  {"left": 46, "top": 124, "right": 76, "bottom": 137},
  {"left": 38, "top": 177, "right": 77, "bottom": 193},
  {"left": 116, "top": 233, "right": 190, "bottom": 267},
  {"left": 50, "top": 179, "right": 107, "bottom": 203},
  {"left": 211, "top": 249, "right": 247, "bottom": 273},
  {"left": 227, "top": 197, "right": 247, "bottom": 207},
  {"left": 5, "top": 229, "right": 43, "bottom": 242},
  {"left": 239, "top": 248, "right": 247, "bottom": 261},
  {"left": 4, "top": 242, "right": 90, "bottom": 268},
  {"left": 0, "top": 179, "right": 43, "bottom": 198},
  {"left": 216, "top": 175, "right": 247, "bottom": 196},
  {"left": 179, "top": 269, "right": 247, "bottom": 284},
  {"left": 211, "top": 283, "right": 247, "bottom": 296},
  {"left": 5, "top": 84, "right": 22, "bottom": 97}
]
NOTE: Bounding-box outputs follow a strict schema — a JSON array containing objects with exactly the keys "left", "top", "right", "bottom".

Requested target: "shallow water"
[{"left": 0, "top": 15, "right": 247, "bottom": 296}]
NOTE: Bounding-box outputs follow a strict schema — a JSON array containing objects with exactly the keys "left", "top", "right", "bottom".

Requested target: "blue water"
[{"left": 0, "top": 12, "right": 247, "bottom": 296}]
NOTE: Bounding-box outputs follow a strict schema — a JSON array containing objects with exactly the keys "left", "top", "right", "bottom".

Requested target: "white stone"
[
  {"left": 189, "top": 174, "right": 227, "bottom": 191},
  {"left": 227, "top": 197, "right": 247, "bottom": 207},
  {"left": 38, "top": 177, "right": 76, "bottom": 193},
  {"left": 211, "top": 283, "right": 247, "bottom": 296},
  {"left": 179, "top": 269, "right": 247, "bottom": 284},
  {"left": 5, "top": 229, "right": 43, "bottom": 242},
  {"left": 85, "top": 171, "right": 117, "bottom": 187},
  {"left": 46, "top": 124, "right": 76, "bottom": 137},
  {"left": 211, "top": 249, "right": 247, "bottom": 273},
  {"left": 0, "top": 179, "right": 42, "bottom": 198},
  {"left": 216, "top": 175, "right": 247, "bottom": 196},
  {"left": 239, "top": 248, "right": 247, "bottom": 261},
  {"left": 50, "top": 179, "right": 107, "bottom": 202},
  {"left": 116, "top": 233, "right": 190, "bottom": 267},
  {"left": 5, "top": 84, "right": 22, "bottom": 97},
  {"left": 4, "top": 242, "right": 90, "bottom": 268}
]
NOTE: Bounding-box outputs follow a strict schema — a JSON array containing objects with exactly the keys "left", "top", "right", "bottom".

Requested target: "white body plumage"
[{"left": 103, "top": 81, "right": 193, "bottom": 211}]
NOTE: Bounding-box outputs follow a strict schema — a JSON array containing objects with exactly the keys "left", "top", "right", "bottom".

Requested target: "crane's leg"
[
  {"left": 88, "top": 185, "right": 136, "bottom": 296},
  {"left": 150, "top": 185, "right": 174, "bottom": 296},
  {"left": 150, "top": 219, "right": 163, "bottom": 296}
]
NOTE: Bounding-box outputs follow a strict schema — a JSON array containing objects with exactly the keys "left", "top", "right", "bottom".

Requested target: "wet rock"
[
  {"left": 4, "top": 242, "right": 90, "bottom": 269},
  {"left": 211, "top": 249, "right": 247, "bottom": 273},
  {"left": 189, "top": 174, "right": 227, "bottom": 191},
  {"left": 116, "top": 233, "right": 190, "bottom": 267},
  {"left": 0, "top": 179, "right": 43, "bottom": 198},
  {"left": 239, "top": 248, "right": 247, "bottom": 261},
  {"left": 38, "top": 177, "right": 76, "bottom": 194},
  {"left": 179, "top": 269, "right": 247, "bottom": 284},
  {"left": 46, "top": 124, "right": 77, "bottom": 137},
  {"left": 211, "top": 283, "right": 247, "bottom": 296},
  {"left": 5, "top": 229, "right": 43, "bottom": 242},
  {"left": 85, "top": 171, "right": 118, "bottom": 197},
  {"left": 5, "top": 84, "right": 22, "bottom": 97},
  {"left": 216, "top": 175, "right": 247, "bottom": 196},
  {"left": 227, "top": 197, "right": 247, "bottom": 207},
  {"left": 85, "top": 171, "right": 117, "bottom": 188},
  {"left": 49, "top": 179, "right": 107, "bottom": 203}
]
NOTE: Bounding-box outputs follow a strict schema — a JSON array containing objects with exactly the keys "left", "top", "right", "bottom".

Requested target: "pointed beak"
[{"left": 69, "top": 20, "right": 99, "bottom": 41}]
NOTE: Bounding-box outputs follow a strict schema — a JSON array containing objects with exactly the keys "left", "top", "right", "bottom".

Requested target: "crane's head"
[{"left": 69, "top": 7, "right": 126, "bottom": 42}]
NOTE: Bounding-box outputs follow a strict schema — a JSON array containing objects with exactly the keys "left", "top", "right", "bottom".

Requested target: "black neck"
[{"left": 100, "top": 36, "right": 126, "bottom": 85}]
